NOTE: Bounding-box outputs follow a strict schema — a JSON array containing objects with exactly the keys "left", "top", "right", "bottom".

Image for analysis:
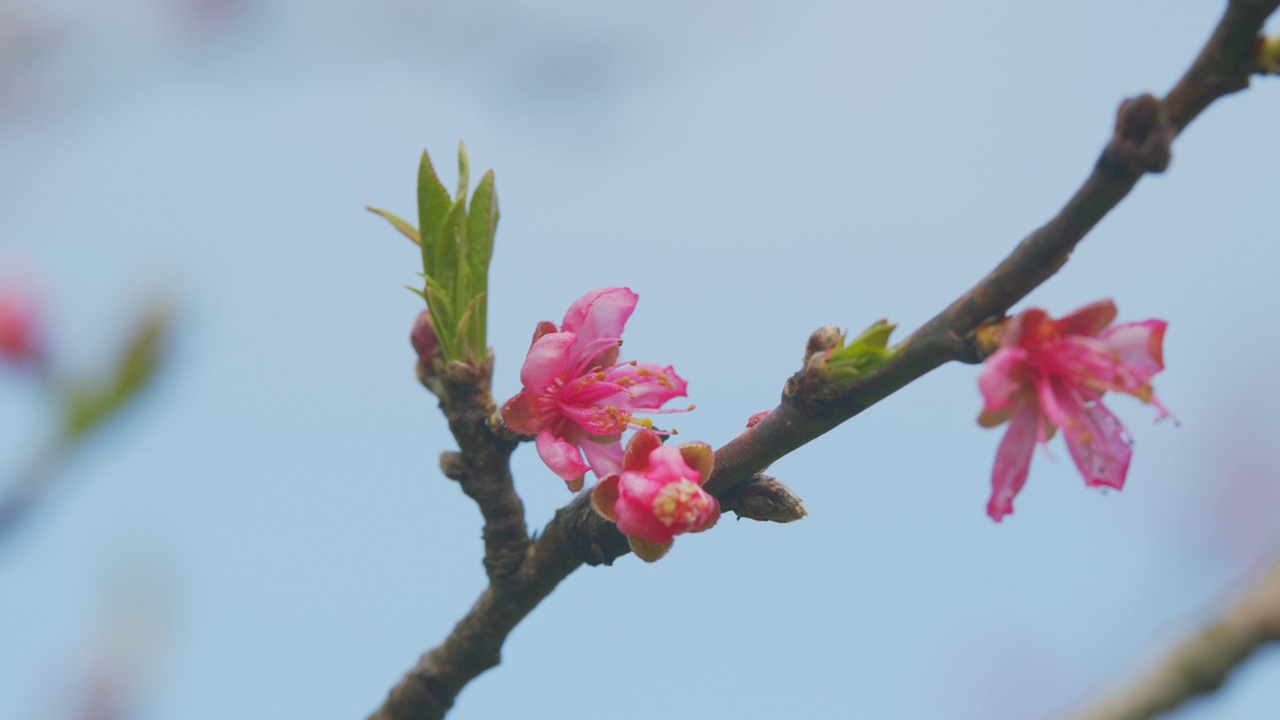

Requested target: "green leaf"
[
  {"left": 465, "top": 170, "right": 498, "bottom": 358},
  {"left": 455, "top": 291, "right": 485, "bottom": 360},
  {"left": 454, "top": 263, "right": 472, "bottom": 336},
  {"left": 62, "top": 306, "right": 171, "bottom": 441},
  {"left": 433, "top": 196, "right": 467, "bottom": 299},
  {"left": 467, "top": 172, "right": 497, "bottom": 278},
  {"left": 455, "top": 141, "right": 470, "bottom": 204},
  {"left": 824, "top": 319, "right": 898, "bottom": 380},
  {"left": 365, "top": 207, "right": 420, "bottom": 245},
  {"left": 423, "top": 281, "right": 456, "bottom": 360},
  {"left": 417, "top": 150, "right": 451, "bottom": 277}
]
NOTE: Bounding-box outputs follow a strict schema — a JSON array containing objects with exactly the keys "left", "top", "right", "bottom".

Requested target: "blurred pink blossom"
[
  {"left": 0, "top": 284, "right": 41, "bottom": 365},
  {"left": 978, "top": 300, "right": 1169, "bottom": 521}
]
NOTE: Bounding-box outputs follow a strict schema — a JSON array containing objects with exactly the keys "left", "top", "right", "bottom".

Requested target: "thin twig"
[
  {"left": 1073, "top": 557, "right": 1280, "bottom": 720},
  {"left": 369, "top": 3, "right": 1280, "bottom": 717},
  {"left": 0, "top": 440, "right": 71, "bottom": 551}
]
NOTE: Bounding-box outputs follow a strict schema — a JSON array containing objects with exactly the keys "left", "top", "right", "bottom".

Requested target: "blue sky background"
[{"left": 2, "top": 1, "right": 1279, "bottom": 718}]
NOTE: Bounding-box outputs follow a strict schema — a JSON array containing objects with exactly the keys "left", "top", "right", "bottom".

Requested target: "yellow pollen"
[
  {"left": 652, "top": 479, "right": 705, "bottom": 527},
  {"left": 587, "top": 404, "right": 633, "bottom": 431}
]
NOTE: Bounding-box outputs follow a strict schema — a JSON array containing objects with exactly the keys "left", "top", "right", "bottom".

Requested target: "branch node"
[
  {"left": 558, "top": 495, "right": 630, "bottom": 567},
  {"left": 439, "top": 451, "right": 469, "bottom": 482},
  {"left": 487, "top": 409, "right": 529, "bottom": 444},
  {"left": 1105, "top": 94, "right": 1174, "bottom": 175}
]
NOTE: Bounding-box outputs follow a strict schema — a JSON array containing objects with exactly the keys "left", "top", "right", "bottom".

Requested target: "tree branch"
[
  {"left": 709, "top": 0, "right": 1278, "bottom": 495},
  {"left": 369, "top": 3, "right": 1280, "bottom": 717},
  {"left": 431, "top": 363, "right": 529, "bottom": 585},
  {"left": 1073, "top": 556, "right": 1280, "bottom": 720}
]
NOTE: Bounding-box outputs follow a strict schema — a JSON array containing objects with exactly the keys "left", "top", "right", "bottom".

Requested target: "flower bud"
[
  {"left": 721, "top": 475, "right": 808, "bottom": 523},
  {"left": 439, "top": 451, "right": 469, "bottom": 481},
  {"left": 1108, "top": 94, "right": 1173, "bottom": 174},
  {"left": 804, "top": 326, "right": 844, "bottom": 363},
  {"left": 591, "top": 430, "right": 720, "bottom": 562},
  {"left": 410, "top": 309, "right": 441, "bottom": 367}
]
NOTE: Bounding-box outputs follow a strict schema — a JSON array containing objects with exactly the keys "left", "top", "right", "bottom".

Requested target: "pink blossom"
[
  {"left": 501, "top": 288, "right": 690, "bottom": 491},
  {"left": 978, "top": 300, "right": 1169, "bottom": 522},
  {"left": 0, "top": 287, "right": 40, "bottom": 365},
  {"left": 591, "top": 430, "right": 719, "bottom": 562}
]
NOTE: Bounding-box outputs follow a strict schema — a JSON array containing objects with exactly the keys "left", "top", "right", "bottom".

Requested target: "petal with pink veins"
[
  {"left": 580, "top": 435, "right": 625, "bottom": 478},
  {"left": 988, "top": 402, "right": 1039, "bottom": 522},
  {"left": 1055, "top": 300, "right": 1117, "bottom": 338},
  {"left": 562, "top": 287, "right": 637, "bottom": 354},
  {"left": 610, "top": 363, "right": 688, "bottom": 409},
  {"left": 519, "top": 331, "right": 576, "bottom": 391},
  {"left": 535, "top": 430, "right": 589, "bottom": 490},
  {"left": 1100, "top": 320, "right": 1166, "bottom": 379},
  {"left": 1061, "top": 398, "right": 1132, "bottom": 490},
  {"left": 978, "top": 347, "right": 1030, "bottom": 414},
  {"left": 500, "top": 392, "right": 541, "bottom": 435}
]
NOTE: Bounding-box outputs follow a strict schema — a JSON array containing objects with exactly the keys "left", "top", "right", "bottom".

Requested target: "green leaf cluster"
[
  {"left": 368, "top": 143, "right": 499, "bottom": 363},
  {"left": 822, "top": 319, "right": 898, "bottom": 381}
]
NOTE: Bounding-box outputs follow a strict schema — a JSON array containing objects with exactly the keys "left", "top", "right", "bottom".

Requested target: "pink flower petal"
[
  {"left": 561, "top": 287, "right": 637, "bottom": 352},
  {"left": 1055, "top": 300, "right": 1117, "bottom": 338},
  {"left": 557, "top": 401, "right": 632, "bottom": 435},
  {"left": 608, "top": 363, "right": 688, "bottom": 409},
  {"left": 988, "top": 402, "right": 1039, "bottom": 522},
  {"left": 519, "top": 331, "right": 576, "bottom": 391},
  {"left": 0, "top": 287, "right": 40, "bottom": 365},
  {"left": 1004, "top": 308, "right": 1050, "bottom": 347},
  {"left": 580, "top": 435, "right": 624, "bottom": 478},
  {"left": 500, "top": 391, "right": 541, "bottom": 435},
  {"left": 646, "top": 445, "right": 701, "bottom": 484},
  {"left": 535, "top": 430, "right": 589, "bottom": 490},
  {"left": 978, "top": 347, "right": 1030, "bottom": 414},
  {"left": 1100, "top": 320, "right": 1166, "bottom": 380},
  {"left": 1060, "top": 397, "right": 1132, "bottom": 490},
  {"left": 614, "top": 495, "right": 673, "bottom": 544}
]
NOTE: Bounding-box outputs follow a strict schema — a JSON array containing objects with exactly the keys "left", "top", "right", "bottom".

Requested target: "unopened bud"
[
  {"left": 440, "top": 451, "right": 469, "bottom": 481},
  {"left": 410, "top": 309, "right": 441, "bottom": 367},
  {"left": 1108, "top": 94, "right": 1173, "bottom": 174},
  {"left": 721, "top": 475, "right": 808, "bottom": 523},
  {"left": 805, "top": 326, "right": 844, "bottom": 363}
]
